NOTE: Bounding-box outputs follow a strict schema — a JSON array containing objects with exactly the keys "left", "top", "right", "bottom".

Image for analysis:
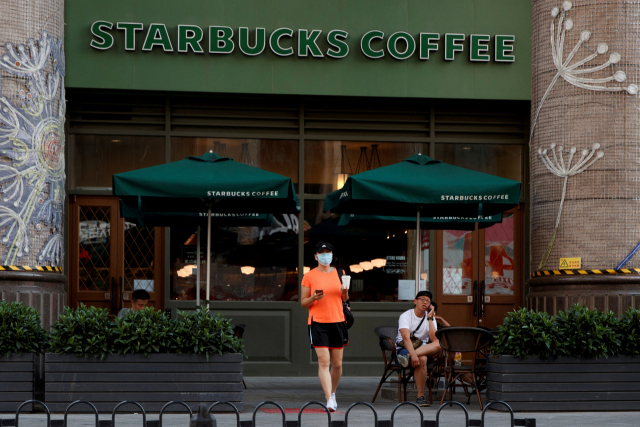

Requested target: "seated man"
[
  {"left": 395, "top": 290, "right": 441, "bottom": 407},
  {"left": 117, "top": 289, "right": 150, "bottom": 318}
]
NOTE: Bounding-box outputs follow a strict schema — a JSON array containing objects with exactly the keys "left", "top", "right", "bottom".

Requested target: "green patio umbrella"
[
  {"left": 337, "top": 213, "right": 503, "bottom": 230},
  {"left": 324, "top": 154, "right": 521, "bottom": 293},
  {"left": 113, "top": 152, "right": 300, "bottom": 214},
  {"left": 114, "top": 152, "right": 300, "bottom": 304}
]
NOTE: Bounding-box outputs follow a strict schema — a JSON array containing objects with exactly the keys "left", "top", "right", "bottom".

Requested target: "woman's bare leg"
[
  {"left": 315, "top": 347, "right": 332, "bottom": 400},
  {"left": 329, "top": 348, "right": 343, "bottom": 393}
]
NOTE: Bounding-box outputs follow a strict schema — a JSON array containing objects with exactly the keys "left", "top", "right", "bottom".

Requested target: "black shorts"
[{"left": 309, "top": 321, "right": 349, "bottom": 349}]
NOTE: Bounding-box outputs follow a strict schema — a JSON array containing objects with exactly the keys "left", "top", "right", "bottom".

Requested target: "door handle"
[
  {"left": 110, "top": 277, "right": 116, "bottom": 315},
  {"left": 472, "top": 280, "right": 477, "bottom": 317},
  {"left": 119, "top": 277, "right": 124, "bottom": 312},
  {"left": 481, "top": 280, "right": 486, "bottom": 318}
]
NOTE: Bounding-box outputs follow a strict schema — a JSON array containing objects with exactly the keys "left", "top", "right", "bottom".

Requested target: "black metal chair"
[
  {"left": 232, "top": 324, "right": 247, "bottom": 390},
  {"left": 435, "top": 326, "right": 494, "bottom": 409},
  {"left": 371, "top": 326, "right": 415, "bottom": 403}
]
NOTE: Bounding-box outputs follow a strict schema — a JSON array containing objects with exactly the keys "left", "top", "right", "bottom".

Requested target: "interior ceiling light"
[
  {"left": 371, "top": 258, "right": 386, "bottom": 268},
  {"left": 360, "top": 261, "right": 373, "bottom": 271},
  {"left": 303, "top": 266, "right": 310, "bottom": 274},
  {"left": 350, "top": 264, "right": 363, "bottom": 273},
  {"left": 241, "top": 266, "right": 256, "bottom": 275}
]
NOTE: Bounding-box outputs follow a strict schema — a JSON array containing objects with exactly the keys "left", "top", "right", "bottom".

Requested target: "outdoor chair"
[
  {"left": 435, "top": 327, "right": 494, "bottom": 410},
  {"left": 232, "top": 324, "right": 247, "bottom": 389},
  {"left": 372, "top": 326, "right": 415, "bottom": 403}
]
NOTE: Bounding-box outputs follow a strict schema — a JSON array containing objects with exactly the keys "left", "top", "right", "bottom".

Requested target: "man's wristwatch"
[{"left": 427, "top": 316, "right": 434, "bottom": 320}]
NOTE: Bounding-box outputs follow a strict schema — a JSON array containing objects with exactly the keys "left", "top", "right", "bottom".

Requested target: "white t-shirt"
[{"left": 396, "top": 308, "right": 437, "bottom": 346}]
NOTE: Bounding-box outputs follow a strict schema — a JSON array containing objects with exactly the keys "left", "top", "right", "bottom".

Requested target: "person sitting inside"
[
  {"left": 117, "top": 289, "right": 150, "bottom": 318},
  {"left": 395, "top": 290, "right": 441, "bottom": 407}
]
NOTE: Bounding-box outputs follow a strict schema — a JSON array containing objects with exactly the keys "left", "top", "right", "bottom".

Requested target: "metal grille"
[
  {"left": 78, "top": 207, "right": 111, "bottom": 292},
  {"left": 67, "top": 90, "right": 166, "bottom": 132},
  {"left": 170, "top": 94, "right": 299, "bottom": 136},
  {"left": 124, "top": 225, "right": 155, "bottom": 292},
  {"left": 67, "top": 90, "right": 529, "bottom": 146}
]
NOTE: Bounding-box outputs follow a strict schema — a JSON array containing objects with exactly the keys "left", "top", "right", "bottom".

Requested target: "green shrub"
[
  {"left": 174, "top": 307, "right": 245, "bottom": 360},
  {"left": 113, "top": 307, "right": 176, "bottom": 356},
  {"left": 555, "top": 304, "right": 621, "bottom": 359},
  {"left": 493, "top": 308, "right": 558, "bottom": 359},
  {"left": 617, "top": 307, "right": 640, "bottom": 356},
  {"left": 0, "top": 302, "right": 49, "bottom": 355},
  {"left": 48, "top": 304, "right": 244, "bottom": 359},
  {"left": 49, "top": 304, "right": 113, "bottom": 359}
]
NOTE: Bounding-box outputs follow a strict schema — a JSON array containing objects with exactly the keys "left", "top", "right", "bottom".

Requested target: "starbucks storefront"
[{"left": 64, "top": 0, "right": 530, "bottom": 376}]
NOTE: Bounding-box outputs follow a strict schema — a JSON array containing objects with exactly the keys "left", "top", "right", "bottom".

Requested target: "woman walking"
[{"left": 301, "top": 241, "right": 349, "bottom": 411}]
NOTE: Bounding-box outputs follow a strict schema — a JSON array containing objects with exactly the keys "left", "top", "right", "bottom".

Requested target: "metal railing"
[{"left": 0, "top": 399, "right": 535, "bottom": 427}]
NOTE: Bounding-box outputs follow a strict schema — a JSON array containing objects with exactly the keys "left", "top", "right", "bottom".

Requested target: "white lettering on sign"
[
  {"left": 440, "top": 194, "right": 509, "bottom": 201},
  {"left": 206, "top": 190, "right": 279, "bottom": 197}
]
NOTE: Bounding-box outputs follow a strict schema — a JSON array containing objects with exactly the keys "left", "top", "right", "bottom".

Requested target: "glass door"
[
  {"left": 69, "top": 196, "right": 164, "bottom": 314},
  {"left": 435, "top": 207, "right": 522, "bottom": 329}
]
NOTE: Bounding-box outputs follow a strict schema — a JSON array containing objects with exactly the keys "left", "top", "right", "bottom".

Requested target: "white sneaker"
[
  {"left": 331, "top": 393, "right": 337, "bottom": 409},
  {"left": 327, "top": 397, "right": 337, "bottom": 412},
  {"left": 397, "top": 354, "right": 410, "bottom": 368}
]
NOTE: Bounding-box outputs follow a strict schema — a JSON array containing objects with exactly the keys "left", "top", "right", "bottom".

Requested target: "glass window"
[
  {"left": 484, "top": 214, "right": 515, "bottom": 295},
  {"left": 70, "top": 135, "right": 165, "bottom": 189},
  {"left": 171, "top": 138, "right": 299, "bottom": 192},
  {"left": 303, "top": 200, "right": 429, "bottom": 302},
  {"left": 435, "top": 144, "right": 522, "bottom": 182},
  {"left": 304, "top": 141, "right": 426, "bottom": 194},
  {"left": 169, "top": 215, "right": 299, "bottom": 302},
  {"left": 442, "top": 230, "right": 473, "bottom": 295}
]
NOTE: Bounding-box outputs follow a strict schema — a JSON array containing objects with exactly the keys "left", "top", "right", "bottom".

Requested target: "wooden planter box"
[
  {"left": 487, "top": 354, "right": 640, "bottom": 411},
  {"left": 0, "top": 354, "right": 34, "bottom": 411},
  {"left": 45, "top": 353, "right": 243, "bottom": 412}
]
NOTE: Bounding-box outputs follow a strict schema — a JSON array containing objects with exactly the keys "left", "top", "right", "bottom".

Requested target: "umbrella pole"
[
  {"left": 196, "top": 226, "right": 201, "bottom": 307},
  {"left": 415, "top": 208, "right": 421, "bottom": 296},
  {"left": 206, "top": 209, "right": 211, "bottom": 308}
]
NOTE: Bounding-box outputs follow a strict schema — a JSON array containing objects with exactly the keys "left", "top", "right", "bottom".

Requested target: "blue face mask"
[{"left": 317, "top": 253, "right": 333, "bottom": 266}]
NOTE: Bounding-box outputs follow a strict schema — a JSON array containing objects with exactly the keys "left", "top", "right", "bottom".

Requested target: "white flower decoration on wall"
[
  {"left": 538, "top": 142, "right": 604, "bottom": 269},
  {"left": 0, "top": 31, "right": 65, "bottom": 265},
  {"left": 530, "top": 1, "right": 638, "bottom": 141}
]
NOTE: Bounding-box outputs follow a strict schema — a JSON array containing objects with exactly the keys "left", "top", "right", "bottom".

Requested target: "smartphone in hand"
[{"left": 315, "top": 289, "right": 324, "bottom": 295}]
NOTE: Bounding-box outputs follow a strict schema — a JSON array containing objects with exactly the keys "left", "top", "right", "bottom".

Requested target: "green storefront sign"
[{"left": 65, "top": 0, "right": 532, "bottom": 100}]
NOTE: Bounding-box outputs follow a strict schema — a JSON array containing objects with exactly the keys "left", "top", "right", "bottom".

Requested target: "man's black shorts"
[{"left": 309, "top": 321, "right": 349, "bottom": 349}]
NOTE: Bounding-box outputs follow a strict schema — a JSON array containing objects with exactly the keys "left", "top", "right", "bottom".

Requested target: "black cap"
[
  {"left": 315, "top": 241, "right": 335, "bottom": 253},
  {"left": 415, "top": 290, "right": 433, "bottom": 300}
]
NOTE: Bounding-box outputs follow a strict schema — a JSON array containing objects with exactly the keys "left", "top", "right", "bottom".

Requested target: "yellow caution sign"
[{"left": 559, "top": 257, "right": 581, "bottom": 269}]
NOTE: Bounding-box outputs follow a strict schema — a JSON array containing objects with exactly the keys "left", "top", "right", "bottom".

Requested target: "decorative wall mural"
[
  {"left": 537, "top": 143, "right": 604, "bottom": 269},
  {"left": 530, "top": 1, "right": 637, "bottom": 142},
  {"left": 531, "top": 1, "right": 637, "bottom": 270},
  {"left": 0, "top": 31, "right": 65, "bottom": 266}
]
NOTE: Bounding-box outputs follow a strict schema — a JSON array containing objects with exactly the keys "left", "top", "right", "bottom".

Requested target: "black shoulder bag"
[
  {"left": 337, "top": 268, "right": 354, "bottom": 329},
  {"left": 398, "top": 315, "right": 426, "bottom": 350}
]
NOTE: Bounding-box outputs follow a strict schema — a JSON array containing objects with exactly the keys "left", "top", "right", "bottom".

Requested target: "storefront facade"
[{"left": 62, "top": 0, "right": 531, "bottom": 376}]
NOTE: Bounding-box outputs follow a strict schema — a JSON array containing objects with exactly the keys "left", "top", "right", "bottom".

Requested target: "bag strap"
[
  {"left": 336, "top": 267, "right": 343, "bottom": 284},
  {"left": 412, "top": 314, "right": 426, "bottom": 335}
]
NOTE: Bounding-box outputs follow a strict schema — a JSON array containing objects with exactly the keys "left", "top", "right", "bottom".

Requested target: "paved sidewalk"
[{"left": 5, "top": 377, "right": 640, "bottom": 427}]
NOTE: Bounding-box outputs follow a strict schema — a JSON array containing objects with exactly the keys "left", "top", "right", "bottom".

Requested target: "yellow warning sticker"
[{"left": 559, "top": 257, "right": 581, "bottom": 269}]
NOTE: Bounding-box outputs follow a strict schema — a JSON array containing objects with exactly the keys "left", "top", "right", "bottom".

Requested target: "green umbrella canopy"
[
  {"left": 337, "top": 213, "right": 503, "bottom": 231},
  {"left": 119, "top": 199, "right": 274, "bottom": 228},
  {"left": 113, "top": 152, "right": 300, "bottom": 214},
  {"left": 324, "top": 154, "right": 521, "bottom": 217}
]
